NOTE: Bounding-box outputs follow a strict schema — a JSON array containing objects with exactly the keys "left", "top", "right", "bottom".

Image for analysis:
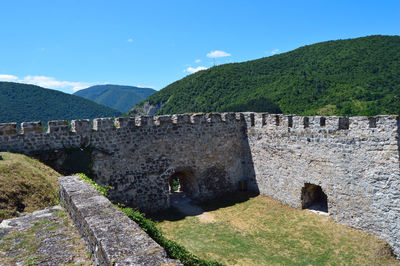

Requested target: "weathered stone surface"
[
  {"left": 0, "top": 113, "right": 399, "bottom": 259},
  {"left": 0, "top": 205, "right": 92, "bottom": 265},
  {"left": 59, "top": 175, "right": 181, "bottom": 265},
  {"left": 245, "top": 114, "right": 400, "bottom": 258}
]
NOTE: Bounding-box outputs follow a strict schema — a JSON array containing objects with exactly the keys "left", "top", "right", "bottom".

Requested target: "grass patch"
[
  {"left": 157, "top": 192, "right": 399, "bottom": 266},
  {"left": 120, "top": 207, "right": 221, "bottom": 266},
  {"left": 0, "top": 152, "right": 60, "bottom": 222}
]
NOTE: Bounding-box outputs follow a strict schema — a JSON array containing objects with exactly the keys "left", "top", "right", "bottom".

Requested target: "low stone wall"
[{"left": 58, "top": 175, "right": 181, "bottom": 265}]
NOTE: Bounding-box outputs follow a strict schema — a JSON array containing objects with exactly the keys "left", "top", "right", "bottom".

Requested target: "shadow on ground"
[{"left": 150, "top": 191, "right": 259, "bottom": 222}]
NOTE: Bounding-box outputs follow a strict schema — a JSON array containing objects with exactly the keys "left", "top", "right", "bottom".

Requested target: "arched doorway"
[
  {"left": 168, "top": 170, "right": 198, "bottom": 198},
  {"left": 301, "top": 183, "right": 328, "bottom": 213}
]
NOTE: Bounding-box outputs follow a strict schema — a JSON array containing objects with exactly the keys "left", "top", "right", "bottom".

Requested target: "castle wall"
[
  {"left": 244, "top": 113, "right": 400, "bottom": 258},
  {"left": 0, "top": 112, "right": 399, "bottom": 257},
  {"left": 0, "top": 113, "right": 246, "bottom": 212}
]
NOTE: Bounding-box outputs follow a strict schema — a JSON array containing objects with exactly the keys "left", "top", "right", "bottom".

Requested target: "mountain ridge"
[
  {"left": 132, "top": 35, "right": 400, "bottom": 116},
  {"left": 74, "top": 84, "right": 156, "bottom": 113},
  {"left": 0, "top": 82, "right": 122, "bottom": 125}
]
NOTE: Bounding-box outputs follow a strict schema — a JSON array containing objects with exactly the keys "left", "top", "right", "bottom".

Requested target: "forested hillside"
[
  {"left": 0, "top": 82, "right": 122, "bottom": 125},
  {"left": 74, "top": 84, "right": 156, "bottom": 113},
  {"left": 135, "top": 35, "right": 400, "bottom": 116}
]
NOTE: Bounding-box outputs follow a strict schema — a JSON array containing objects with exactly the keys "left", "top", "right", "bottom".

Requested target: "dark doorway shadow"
[{"left": 301, "top": 183, "right": 328, "bottom": 213}]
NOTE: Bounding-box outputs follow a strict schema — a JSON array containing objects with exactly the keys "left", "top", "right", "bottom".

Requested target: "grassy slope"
[
  {"left": 157, "top": 193, "right": 399, "bottom": 265},
  {"left": 0, "top": 152, "right": 60, "bottom": 222},
  {"left": 0, "top": 82, "right": 122, "bottom": 125},
  {"left": 140, "top": 35, "right": 400, "bottom": 116}
]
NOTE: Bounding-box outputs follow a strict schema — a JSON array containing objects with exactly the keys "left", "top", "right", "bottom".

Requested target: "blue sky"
[{"left": 0, "top": 0, "right": 399, "bottom": 93}]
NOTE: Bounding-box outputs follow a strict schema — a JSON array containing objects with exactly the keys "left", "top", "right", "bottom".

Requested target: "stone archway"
[
  {"left": 168, "top": 170, "right": 198, "bottom": 197},
  {"left": 301, "top": 183, "right": 328, "bottom": 213}
]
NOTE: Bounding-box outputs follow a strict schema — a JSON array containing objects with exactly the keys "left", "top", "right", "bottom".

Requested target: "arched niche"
[{"left": 301, "top": 183, "right": 328, "bottom": 213}]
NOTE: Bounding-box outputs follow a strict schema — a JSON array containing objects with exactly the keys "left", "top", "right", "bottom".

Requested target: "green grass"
[
  {"left": 0, "top": 152, "right": 60, "bottom": 222},
  {"left": 157, "top": 192, "right": 399, "bottom": 266}
]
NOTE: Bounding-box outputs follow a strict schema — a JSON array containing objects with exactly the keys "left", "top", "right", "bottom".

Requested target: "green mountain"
[
  {"left": 74, "top": 84, "right": 156, "bottom": 113},
  {"left": 135, "top": 35, "right": 400, "bottom": 116},
  {"left": 0, "top": 82, "right": 122, "bottom": 125}
]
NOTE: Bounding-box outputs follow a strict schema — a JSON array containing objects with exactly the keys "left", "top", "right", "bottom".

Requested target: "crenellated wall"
[
  {"left": 243, "top": 113, "right": 400, "bottom": 258},
  {"left": 0, "top": 112, "right": 399, "bottom": 258},
  {"left": 0, "top": 113, "right": 248, "bottom": 212}
]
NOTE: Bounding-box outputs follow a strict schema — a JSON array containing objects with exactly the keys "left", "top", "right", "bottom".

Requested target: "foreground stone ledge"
[{"left": 59, "top": 175, "right": 181, "bottom": 266}]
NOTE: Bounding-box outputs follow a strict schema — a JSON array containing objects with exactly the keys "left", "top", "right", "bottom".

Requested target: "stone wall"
[
  {"left": 0, "top": 114, "right": 247, "bottom": 212},
  {"left": 243, "top": 113, "right": 400, "bottom": 258},
  {"left": 0, "top": 112, "right": 399, "bottom": 258},
  {"left": 59, "top": 175, "right": 180, "bottom": 265}
]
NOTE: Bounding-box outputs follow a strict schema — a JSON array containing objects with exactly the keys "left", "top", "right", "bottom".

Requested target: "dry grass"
[
  {"left": 0, "top": 152, "right": 60, "bottom": 222},
  {"left": 157, "top": 192, "right": 399, "bottom": 265}
]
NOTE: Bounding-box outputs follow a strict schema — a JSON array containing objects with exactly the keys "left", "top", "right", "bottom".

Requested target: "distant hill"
[
  {"left": 74, "top": 84, "right": 156, "bottom": 113},
  {"left": 133, "top": 35, "right": 400, "bottom": 116},
  {"left": 0, "top": 82, "right": 122, "bottom": 125}
]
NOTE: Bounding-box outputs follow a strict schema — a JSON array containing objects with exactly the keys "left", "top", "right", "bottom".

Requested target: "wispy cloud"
[
  {"left": 184, "top": 66, "right": 208, "bottom": 74},
  {"left": 22, "top": 75, "right": 92, "bottom": 92},
  {"left": 0, "top": 74, "right": 18, "bottom": 82},
  {"left": 0, "top": 74, "right": 93, "bottom": 92},
  {"left": 127, "top": 38, "right": 134, "bottom": 43},
  {"left": 195, "top": 59, "right": 201, "bottom": 63},
  {"left": 206, "top": 50, "right": 231, "bottom": 58},
  {"left": 271, "top": 49, "right": 280, "bottom": 55}
]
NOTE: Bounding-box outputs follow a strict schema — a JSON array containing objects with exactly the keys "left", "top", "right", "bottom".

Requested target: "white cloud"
[
  {"left": 184, "top": 66, "right": 208, "bottom": 74},
  {"left": 136, "top": 85, "right": 154, "bottom": 89},
  {"left": 0, "top": 74, "right": 19, "bottom": 82},
  {"left": 0, "top": 74, "right": 92, "bottom": 92},
  {"left": 127, "top": 38, "right": 134, "bottom": 42},
  {"left": 22, "top": 75, "right": 92, "bottom": 92},
  {"left": 206, "top": 50, "right": 231, "bottom": 58},
  {"left": 271, "top": 49, "right": 280, "bottom": 55},
  {"left": 195, "top": 59, "right": 201, "bottom": 63}
]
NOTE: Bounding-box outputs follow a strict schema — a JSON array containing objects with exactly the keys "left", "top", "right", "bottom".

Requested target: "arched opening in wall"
[
  {"left": 301, "top": 183, "right": 328, "bottom": 213},
  {"left": 168, "top": 170, "right": 198, "bottom": 198}
]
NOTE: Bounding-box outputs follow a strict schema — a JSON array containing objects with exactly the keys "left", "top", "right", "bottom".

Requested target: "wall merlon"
[
  {"left": 171, "top": 114, "right": 191, "bottom": 124},
  {"left": 93, "top": 118, "right": 115, "bottom": 131},
  {"left": 21, "top": 121, "right": 42, "bottom": 135},
  {"left": 254, "top": 113, "right": 267, "bottom": 128},
  {"left": 135, "top": 116, "right": 152, "bottom": 126},
  {"left": 71, "top": 119, "right": 91, "bottom": 133},
  {"left": 114, "top": 117, "right": 132, "bottom": 129},
  {"left": 206, "top": 113, "right": 222, "bottom": 123},
  {"left": 0, "top": 123, "right": 18, "bottom": 136},
  {"left": 221, "top": 113, "right": 237, "bottom": 122},
  {"left": 235, "top": 112, "right": 244, "bottom": 121},
  {"left": 261, "top": 114, "right": 282, "bottom": 129},
  {"left": 242, "top": 112, "right": 255, "bottom": 127},
  {"left": 279, "top": 115, "right": 290, "bottom": 128},
  {"left": 190, "top": 113, "right": 206, "bottom": 124},
  {"left": 47, "top": 120, "right": 69, "bottom": 133},
  {"left": 154, "top": 115, "right": 173, "bottom": 126}
]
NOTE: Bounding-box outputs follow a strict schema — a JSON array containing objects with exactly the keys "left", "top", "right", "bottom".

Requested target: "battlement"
[
  {"left": 1, "top": 113, "right": 397, "bottom": 138},
  {"left": 0, "top": 113, "right": 245, "bottom": 137},
  {"left": 243, "top": 113, "right": 399, "bottom": 136}
]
